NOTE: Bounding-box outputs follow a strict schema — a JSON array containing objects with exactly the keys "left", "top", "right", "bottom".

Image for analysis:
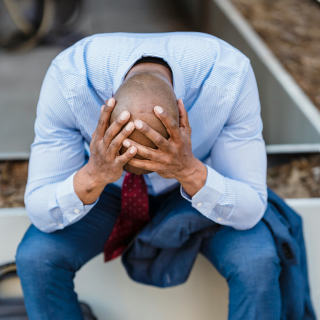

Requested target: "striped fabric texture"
[{"left": 25, "top": 32, "right": 267, "bottom": 233}]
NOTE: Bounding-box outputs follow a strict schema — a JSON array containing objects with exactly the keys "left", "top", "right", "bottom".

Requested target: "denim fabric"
[{"left": 16, "top": 185, "right": 281, "bottom": 320}]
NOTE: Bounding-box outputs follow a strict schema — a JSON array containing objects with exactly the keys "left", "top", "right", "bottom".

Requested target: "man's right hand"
[{"left": 74, "top": 98, "right": 137, "bottom": 205}]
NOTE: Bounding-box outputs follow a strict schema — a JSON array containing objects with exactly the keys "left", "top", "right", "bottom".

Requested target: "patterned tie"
[{"left": 104, "top": 173, "right": 150, "bottom": 262}]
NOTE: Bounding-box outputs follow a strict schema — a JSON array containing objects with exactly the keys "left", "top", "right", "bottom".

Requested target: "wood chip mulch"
[
  {"left": 231, "top": 0, "right": 320, "bottom": 111},
  {"left": 0, "top": 161, "right": 28, "bottom": 208},
  {"left": 267, "top": 154, "right": 320, "bottom": 199}
]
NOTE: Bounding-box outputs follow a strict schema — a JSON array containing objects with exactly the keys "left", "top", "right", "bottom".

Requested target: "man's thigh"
[
  {"left": 200, "top": 220, "right": 280, "bottom": 287},
  {"left": 17, "top": 184, "right": 122, "bottom": 272}
]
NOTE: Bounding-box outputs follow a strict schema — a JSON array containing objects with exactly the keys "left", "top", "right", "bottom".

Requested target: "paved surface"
[{"left": 0, "top": 0, "right": 190, "bottom": 157}]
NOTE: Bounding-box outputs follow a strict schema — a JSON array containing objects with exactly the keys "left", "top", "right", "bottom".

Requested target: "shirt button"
[
  {"left": 59, "top": 223, "right": 63, "bottom": 228},
  {"left": 197, "top": 202, "right": 203, "bottom": 207},
  {"left": 73, "top": 208, "right": 80, "bottom": 214},
  {"left": 217, "top": 218, "right": 222, "bottom": 222}
]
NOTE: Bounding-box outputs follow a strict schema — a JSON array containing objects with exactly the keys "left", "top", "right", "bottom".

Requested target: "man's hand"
[
  {"left": 123, "top": 99, "right": 207, "bottom": 197},
  {"left": 74, "top": 98, "right": 137, "bottom": 205}
]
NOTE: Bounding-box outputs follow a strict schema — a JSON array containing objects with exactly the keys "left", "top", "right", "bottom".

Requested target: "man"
[{"left": 16, "top": 32, "right": 280, "bottom": 319}]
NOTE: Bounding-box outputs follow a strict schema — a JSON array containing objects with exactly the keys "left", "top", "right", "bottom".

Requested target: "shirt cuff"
[
  {"left": 180, "top": 165, "right": 233, "bottom": 223},
  {"left": 55, "top": 172, "right": 98, "bottom": 228},
  {"left": 180, "top": 164, "right": 224, "bottom": 202}
]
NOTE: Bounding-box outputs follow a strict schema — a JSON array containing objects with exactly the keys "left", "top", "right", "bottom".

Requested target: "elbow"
[
  {"left": 233, "top": 195, "right": 267, "bottom": 231},
  {"left": 25, "top": 199, "right": 57, "bottom": 234}
]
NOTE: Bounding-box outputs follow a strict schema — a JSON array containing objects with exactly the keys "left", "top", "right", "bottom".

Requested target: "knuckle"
[
  {"left": 143, "top": 125, "right": 150, "bottom": 134},
  {"left": 115, "top": 118, "right": 122, "bottom": 126},
  {"left": 104, "top": 104, "right": 113, "bottom": 112},
  {"left": 170, "top": 120, "right": 178, "bottom": 130},
  {"left": 158, "top": 165, "right": 165, "bottom": 172},
  {"left": 109, "top": 139, "right": 118, "bottom": 149},
  {"left": 104, "top": 129, "right": 113, "bottom": 140},
  {"left": 98, "top": 119, "right": 106, "bottom": 127},
  {"left": 161, "top": 112, "right": 168, "bottom": 119},
  {"left": 140, "top": 163, "right": 148, "bottom": 170},
  {"left": 127, "top": 152, "right": 135, "bottom": 159},
  {"left": 121, "top": 128, "right": 129, "bottom": 136},
  {"left": 115, "top": 157, "right": 123, "bottom": 165},
  {"left": 155, "top": 136, "right": 164, "bottom": 146},
  {"left": 144, "top": 150, "right": 152, "bottom": 159}
]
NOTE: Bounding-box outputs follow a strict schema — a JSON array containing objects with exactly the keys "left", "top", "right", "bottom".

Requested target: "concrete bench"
[{"left": 0, "top": 201, "right": 319, "bottom": 319}]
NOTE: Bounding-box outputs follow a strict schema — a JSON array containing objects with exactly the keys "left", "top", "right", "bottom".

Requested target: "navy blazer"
[{"left": 122, "top": 189, "right": 316, "bottom": 319}]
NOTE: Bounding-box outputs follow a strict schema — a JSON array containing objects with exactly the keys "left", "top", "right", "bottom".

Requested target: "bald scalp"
[{"left": 110, "top": 72, "right": 179, "bottom": 175}]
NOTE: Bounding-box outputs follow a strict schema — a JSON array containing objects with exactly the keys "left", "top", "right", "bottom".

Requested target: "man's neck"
[{"left": 125, "top": 62, "right": 173, "bottom": 86}]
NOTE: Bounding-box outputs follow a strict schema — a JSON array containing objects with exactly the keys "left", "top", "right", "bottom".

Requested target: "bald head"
[{"left": 110, "top": 72, "right": 179, "bottom": 175}]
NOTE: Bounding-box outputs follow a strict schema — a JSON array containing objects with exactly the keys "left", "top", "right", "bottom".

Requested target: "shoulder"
[{"left": 166, "top": 32, "right": 250, "bottom": 91}]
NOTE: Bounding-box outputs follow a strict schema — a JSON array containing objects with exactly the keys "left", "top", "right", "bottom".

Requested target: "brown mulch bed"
[
  {"left": 231, "top": 0, "right": 320, "bottom": 111},
  {"left": 0, "top": 161, "right": 28, "bottom": 208},
  {"left": 1, "top": 156, "right": 320, "bottom": 208},
  {"left": 267, "top": 154, "right": 320, "bottom": 199}
]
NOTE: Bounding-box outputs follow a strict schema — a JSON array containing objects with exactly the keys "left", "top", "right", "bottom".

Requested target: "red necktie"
[{"left": 104, "top": 173, "right": 150, "bottom": 262}]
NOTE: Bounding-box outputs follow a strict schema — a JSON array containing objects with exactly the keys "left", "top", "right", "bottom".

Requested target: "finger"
[
  {"left": 95, "top": 98, "right": 115, "bottom": 140},
  {"left": 177, "top": 99, "right": 190, "bottom": 129},
  {"left": 127, "top": 158, "right": 159, "bottom": 172},
  {"left": 115, "top": 146, "right": 137, "bottom": 166},
  {"left": 154, "top": 106, "right": 181, "bottom": 140},
  {"left": 134, "top": 119, "right": 170, "bottom": 151},
  {"left": 108, "top": 121, "right": 135, "bottom": 154},
  {"left": 103, "top": 110, "right": 130, "bottom": 146},
  {"left": 122, "top": 138, "right": 161, "bottom": 162}
]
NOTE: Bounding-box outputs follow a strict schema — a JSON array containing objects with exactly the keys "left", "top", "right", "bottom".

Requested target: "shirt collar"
[{"left": 112, "top": 53, "right": 185, "bottom": 100}]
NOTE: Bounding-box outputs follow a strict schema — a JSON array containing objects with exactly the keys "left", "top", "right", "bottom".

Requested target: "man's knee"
[
  {"left": 231, "top": 245, "right": 281, "bottom": 292},
  {"left": 16, "top": 226, "right": 75, "bottom": 282},
  {"left": 203, "top": 221, "right": 281, "bottom": 291},
  {"left": 224, "top": 223, "right": 281, "bottom": 293}
]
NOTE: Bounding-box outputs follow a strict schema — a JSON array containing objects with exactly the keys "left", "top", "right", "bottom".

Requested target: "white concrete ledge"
[
  {"left": 0, "top": 207, "right": 28, "bottom": 217},
  {"left": 0, "top": 152, "right": 30, "bottom": 160},
  {"left": 266, "top": 144, "right": 320, "bottom": 154}
]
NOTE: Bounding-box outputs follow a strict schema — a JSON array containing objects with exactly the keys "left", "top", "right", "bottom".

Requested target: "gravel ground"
[
  {"left": 1, "top": 156, "right": 320, "bottom": 208},
  {"left": 231, "top": 0, "right": 320, "bottom": 111}
]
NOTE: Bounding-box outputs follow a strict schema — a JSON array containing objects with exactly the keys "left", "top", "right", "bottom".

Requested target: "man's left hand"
[{"left": 123, "top": 99, "right": 207, "bottom": 197}]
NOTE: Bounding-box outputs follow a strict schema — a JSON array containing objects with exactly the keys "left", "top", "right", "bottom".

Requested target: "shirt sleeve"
[
  {"left": 181, "top": 63, "right": 267, "bottom": 230},
  {"left": 24, "top": 62, "right": 97, "bottom": 233}
]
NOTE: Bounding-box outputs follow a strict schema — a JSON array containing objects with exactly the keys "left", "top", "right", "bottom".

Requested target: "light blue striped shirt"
[{"left": 25, "top": 32, "right": 267, "bottom": 233}]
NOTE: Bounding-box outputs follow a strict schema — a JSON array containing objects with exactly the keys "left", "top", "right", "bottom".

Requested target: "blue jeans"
[{"left": 16, "top": 185, "right": 281, "bottom": 320}]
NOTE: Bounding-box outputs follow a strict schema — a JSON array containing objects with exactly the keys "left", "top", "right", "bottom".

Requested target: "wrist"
[
  {"left": 74, "top": 164, "right": 107, "bottom": 205},
  {"left": 178, "top": 159, "right": 207, "bottom": 197},
  {"left": 84, "top": 162, "right": 110, "bottom": 189}
]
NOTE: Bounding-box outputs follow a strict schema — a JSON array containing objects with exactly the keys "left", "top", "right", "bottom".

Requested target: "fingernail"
[
  {"left": 121, "top": 111, "right": 130, "bottom": 121},
  {"left": 134, "top": 120, "right": 143, "bottom": 129},
  {"left": 107, "top": 98, "right": 114, "bottom": 107},
  {"left": 129, "top": 147, "right": 136, "bottom": 154},
  {"left": 154, "top": 106, "right": 163, "bottom": 114},
  {"left": 125, "top": 122, "right": 133, "bottom": 131},
  {"left": 123, "top": 139, "right": 130, "bottom": 147}
]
